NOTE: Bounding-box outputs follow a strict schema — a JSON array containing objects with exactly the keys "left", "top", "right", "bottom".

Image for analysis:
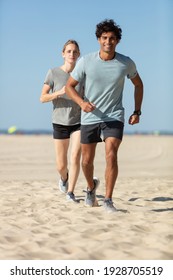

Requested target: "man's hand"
[
  {"left": 80, "top": 101, "right": 96, "bottom": 112},
  {"left": 128, "top": 114, "right": 140, "bottom": 125}
]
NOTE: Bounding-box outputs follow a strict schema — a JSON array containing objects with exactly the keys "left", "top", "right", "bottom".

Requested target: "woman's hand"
[{"left": 56, "top": 86, "right": 66, "bottom": 98}]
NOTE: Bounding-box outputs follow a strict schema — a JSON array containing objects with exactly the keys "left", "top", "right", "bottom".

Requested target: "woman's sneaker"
[
  {"left": 103, "top": 198, "right": 117, "bottom": 213},
  {"left": 84, "top": 177, "right": 100, "bottom": 207},
  {"left": 59, "top": 173, "right": 68, "bottom": 193},
  {"left": 66, "top": 192, "right": 79, "bottom": 203}
]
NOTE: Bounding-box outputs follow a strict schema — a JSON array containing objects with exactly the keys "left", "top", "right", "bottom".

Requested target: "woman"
[{"left": 40, "top": 40, "right": 83, "bottom": 203}]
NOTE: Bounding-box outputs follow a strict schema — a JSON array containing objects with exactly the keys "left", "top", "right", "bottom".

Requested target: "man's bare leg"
[
  {"left": 105, "top": 137, "right": 121, "bottom": 199},
  {"left": 81, "top": 143, "right": 97, "bottom": 191}
]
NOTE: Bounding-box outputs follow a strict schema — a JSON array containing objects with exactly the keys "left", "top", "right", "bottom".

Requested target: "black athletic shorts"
[
  {"left": 81, "top": 121, "right": 124, "bottom": 144},
  {"left": 53, "top": 123, "right": 80, "bottom": 139}
]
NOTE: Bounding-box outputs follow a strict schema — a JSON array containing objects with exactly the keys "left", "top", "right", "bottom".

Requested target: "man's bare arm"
[
  {"left": 129, "top": 73, "right": 143, "bottom": 125},
  {"left": 66, "top": 77, "right": 95, "bottom": 112}
]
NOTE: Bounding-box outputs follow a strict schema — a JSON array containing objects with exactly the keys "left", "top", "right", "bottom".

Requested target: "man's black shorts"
[{"left": 81, "top": 121, "right": 124, "bottom": 144}]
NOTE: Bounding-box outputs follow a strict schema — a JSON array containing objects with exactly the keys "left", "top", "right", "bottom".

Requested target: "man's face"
[{"left": 98, "top": 32, "right": 119, "bottom": 54}]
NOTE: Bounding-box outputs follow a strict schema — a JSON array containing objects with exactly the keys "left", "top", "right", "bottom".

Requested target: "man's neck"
[{"left": 99, "top": 51, "right": 116, "bottom": 61}]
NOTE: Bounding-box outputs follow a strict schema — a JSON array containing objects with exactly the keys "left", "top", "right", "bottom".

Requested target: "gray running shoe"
[
  {"left": 84, "top": 177, "right": 100, "bottom": 207},
  {"left": 59, "top": 174, "right": 68, "bottom": 193},
  {"left": 66, "top": 192, "right": 79, "bottom": 203},
  {"left": 103, "top": 198, "right": 117, "bottom": 213}
]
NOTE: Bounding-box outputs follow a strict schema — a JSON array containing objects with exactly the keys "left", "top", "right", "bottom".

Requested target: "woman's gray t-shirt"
[{"left": 44, "top": 67, "right": 83, "bottom": 125}]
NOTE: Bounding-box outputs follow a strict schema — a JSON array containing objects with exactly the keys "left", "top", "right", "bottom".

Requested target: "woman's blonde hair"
[{"left": 62, "top": 39, "right": 80, "bottom": 53}]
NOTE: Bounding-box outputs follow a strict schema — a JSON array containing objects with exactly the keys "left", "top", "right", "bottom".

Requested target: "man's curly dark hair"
[{"left": 95, "top": 19, "right": 122, "bottom": 40}]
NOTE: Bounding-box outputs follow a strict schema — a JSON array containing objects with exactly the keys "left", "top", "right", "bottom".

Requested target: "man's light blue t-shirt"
[{"left": 71, "top": 51, "right": 137, "bottom": 125}]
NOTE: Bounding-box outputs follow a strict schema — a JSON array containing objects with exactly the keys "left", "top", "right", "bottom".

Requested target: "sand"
[{"left": 0, "top": 134, "right": 173, "bottom": 260}]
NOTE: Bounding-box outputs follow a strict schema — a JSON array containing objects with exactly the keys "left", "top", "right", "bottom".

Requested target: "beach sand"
[{"left": 0, "top": 134, "right": 173, "bottom": 260}]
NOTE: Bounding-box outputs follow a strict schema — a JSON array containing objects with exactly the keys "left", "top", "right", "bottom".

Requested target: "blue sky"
[{"left": 0, "top": 0, "right": 173, "bottom": 133}]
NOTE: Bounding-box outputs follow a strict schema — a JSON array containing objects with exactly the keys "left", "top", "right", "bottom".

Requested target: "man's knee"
[
  {"left": 82, "top": 159, "right": 93, "bottom": 169},
  {"left": 106, "top": 151, "right": 118, "bottom": 165}
]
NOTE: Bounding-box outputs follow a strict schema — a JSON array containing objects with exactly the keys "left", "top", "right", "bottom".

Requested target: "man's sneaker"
[
  {"left": 103, "top": 198, "right": 117, "bottom": 213},
  {"left": 59, "top": 173, "right": 68, "bottom": 193},
  {"left": 66, "top": 192, "right": 79, "bottom": 203},
  {"left": 84, "top": 177, "right": 100, "bottom": 207}
]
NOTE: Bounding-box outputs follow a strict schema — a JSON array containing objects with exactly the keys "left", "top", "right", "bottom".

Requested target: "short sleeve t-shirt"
[
  {"left": 71, "top": 51, "right": 137, "bottom": 125},
  {"left": 44, "top": 67, "right": 83, "bottom": 125}
]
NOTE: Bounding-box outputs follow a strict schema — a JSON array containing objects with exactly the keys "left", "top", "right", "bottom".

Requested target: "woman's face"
[{"left": 62, "top": 43, "right": 80, "bottom": 64}]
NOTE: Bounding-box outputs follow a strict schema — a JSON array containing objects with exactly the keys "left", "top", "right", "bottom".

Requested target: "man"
[{"left": 65, "top": 19, "right": 143, "bottom": 213}]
